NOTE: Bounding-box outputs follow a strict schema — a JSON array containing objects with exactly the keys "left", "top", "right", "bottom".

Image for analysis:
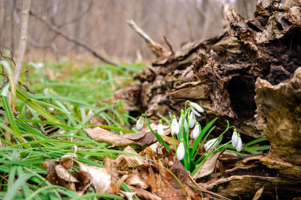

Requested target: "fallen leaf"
[
  {"left": 129, "top": 186, "right": 162, "bottom": 200},
  {"left": 104, "top": 156, "right": 118, "bottom": 194},
  {"left": 192, "top": 152, "right": 222, "bottom": 179},
  {"left": 75, "top": 161, "right": 111, "bottom": 193},
  {"left": 125, "top": 172, "right": 150, "bottom": 189},
  {"left": 116, "top": 146, "right": 145, "bottom": 169},
  {"left": 252, "top": 186, "right": 264, "bottom": 200},
  {"left": 167, "top": 159, "right": 190, "bottom": 189},
  {"left": 55, "top": 165, "right": 79, "bottom": 182},
  {"left": 120, "top": 131, "right": 146, "bottom": 140},
  {"left": 45, "top": 159, "right": 58, "bottom": 185},
  {"left": 57, "top": 153, "right": 77, "bottom": 169},
  {"left": 85, "top": 127, "right": 136, "bottom": 146},
  {"left": 75, "top": 170, "right": 91, "bottom": 194},
  {"left": 137, "top": 124, "right": 170, "bottom": 144}
]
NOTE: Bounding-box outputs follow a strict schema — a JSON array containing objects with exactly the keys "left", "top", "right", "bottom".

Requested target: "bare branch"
[
  {"left": 163, "top": 35, "right": 174, "bottom": 55},
  {"left": 16, "top": 6, "right": 132, "bottom": 72},
  {"left": 127, "top": 20, "right": 171, "bottom": 58}
]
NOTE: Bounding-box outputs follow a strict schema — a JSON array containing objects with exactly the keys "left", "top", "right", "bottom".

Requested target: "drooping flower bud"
[
  {"left": 232, "top": 128, "right": 238, "bottom": 147},
  {"left": 136, "top": 116, "right": 144, "bottom": 130},
  {"left": 177, "top": 142, "right": 185, "bottom": 160},
  {"left": 188, "top": 112, "right": 196, "bottom": 128},
  {"left": 191, "top": 123, "right": 200, "bottom": 139},
  {"left": 171, "top": 116, "right": 179, "bottom": 135},
  {"left": 189, "top": 101, "right": 204, "bottom": 117},
  {"left": 204, "top": 138, "right": 219, "bottom": 151},
  {"left": 178, "top": 109, "right": 184, "bottom": 130},
  {"left": 236, "top": 133, "right": 243, "bottom": 152},
  {"left": 158, "top": 119, "right": 164, "bottom": 135}
]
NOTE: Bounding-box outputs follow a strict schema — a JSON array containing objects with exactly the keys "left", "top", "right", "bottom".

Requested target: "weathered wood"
[{"left": 116, "top": 0, "right": 301, "bottom": 199}]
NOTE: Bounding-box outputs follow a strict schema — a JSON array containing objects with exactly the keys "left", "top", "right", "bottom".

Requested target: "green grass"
[{"left": 0, "top": 59, "right": 144, "bottom": 199}]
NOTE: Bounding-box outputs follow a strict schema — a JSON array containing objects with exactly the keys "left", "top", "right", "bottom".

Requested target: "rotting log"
[{"left": 115, "top": 0, "right": 301, "bottom": 199}]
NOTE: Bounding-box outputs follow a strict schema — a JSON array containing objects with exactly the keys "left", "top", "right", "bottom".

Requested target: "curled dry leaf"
[
  {"left": 104, "top": 156, "right": 119, "bottom": 194},
  {"left": 192, "top": 152, "right": 222, "bottom": 179},
  {"left": 45, "top": 159, "right": 57, "bottom": 185},
  {"left": 55, "top": 165, "right": 79, "bottom": 182},
  {"left": 85, "top": 127, "right": 136, "bottom": 146},
  {"left": 56, "top": 153, "right": 77, "bottom": 169},
  {"left": 125, "top": 172, "right": 150, "bottom": 189},
  {"left": 137, "top": 124, "right": 170, "bottom": 144},
  {"left": 120, "top": 131, "right": 146, "bottom": 141},
  {"left": 75, "top": 160, "right": 111, "bottom": 193},
  {"left": 129, "top": 186, "right": 162, "bottom": 200},
  {"left": 116, "top": 146, "right": 144, "bottom": 169}
]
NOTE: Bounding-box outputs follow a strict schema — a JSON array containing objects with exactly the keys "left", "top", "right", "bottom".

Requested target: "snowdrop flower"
[
  {"left": 136, "top": 116, "right": 144, "bottom": 130},
  {"left": 189, "top": 112, "right": 196, "bottom": 128},
  {"left": 189, "top": 101, "right": 204, "bottom": 117},
  {"left": 158, "top": 120, "right": 164, "bottom": 135},
  {"left": 236, "top": 133, "right": 243, "bottom": 152},
  {"left": 171, "top": 116, "right": 179, "bottom": 135},
  {"left": 178, "top": 110, "right": 188, "bottom": 133},
  {"left": 191, "top": 123, "right": 200, "bottom": 139},
  {"left": 232, "top": 129, "right": 238, "bottom": 147},
  {"left": 177, "top": 141, "right": 185, "bottom": 160},
  {"left": 204, "top": 138, "right": 219, "bottom": 151}
]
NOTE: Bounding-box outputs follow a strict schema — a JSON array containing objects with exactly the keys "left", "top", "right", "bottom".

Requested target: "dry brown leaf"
[
  {"left": 57, "top": 153, "right": 77, "bottom": 169},
  {"left": 167, "top": 159, "right": 190, "bottom": 189},
  {"left": 75, "top": 161, "right": 111, "bottom": 193},
  {"left": 252, "top": 186, "right": 264, "bottom": 200},
  {"left": 120, "top": 131, "right": 146, "bottom": 140},
  {"left": 129, "top": 186, "right": 162, "bottom": 200},
  {"left": 75, "top": 170, "right": 91, "bottom": 195},
  {"left": 192, "top": 152, "right": 222, "bottom": 179},
  {"left": 45, "top": 159, "right": 58, "bottom": 185},
  {"left": 104, "top": 156, "right": 119, "bottom": 194},
  {"left": 55, "top": 165, "right": 79, "bottom": 182},
  {"left": 116, "top": 146, "right": 145, "bottom": 169},
  {"left": 137, "top": 124, "right": 170, "bottom": 144},
  {"left": 85, "top": 127, "right": 136, "bottom": 146},
  {"left": 125, "top": 172, "right": 150, "bottom": 189}
]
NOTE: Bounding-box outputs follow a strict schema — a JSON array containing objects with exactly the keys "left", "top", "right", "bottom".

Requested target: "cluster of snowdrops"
[{"left": 135, "top": 101, "right": 243, "bottom": 174}]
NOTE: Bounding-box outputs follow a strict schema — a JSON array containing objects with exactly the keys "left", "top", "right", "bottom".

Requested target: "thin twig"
[
  {"left": 163, "top": 35, "right": 174, "bottom": 55},
  {"left": 16, "top": 6, "right": 133, "bottom": 73}
]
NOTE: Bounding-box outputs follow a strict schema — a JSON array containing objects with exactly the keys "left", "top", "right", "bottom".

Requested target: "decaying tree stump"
[{"left": 115, "top": 0, "right": 301, "bottom": 199}]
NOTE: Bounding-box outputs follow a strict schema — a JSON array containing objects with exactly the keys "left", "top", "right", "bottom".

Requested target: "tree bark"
[{"left": 116, "top": 1, "right": 301, "bottom": 199}]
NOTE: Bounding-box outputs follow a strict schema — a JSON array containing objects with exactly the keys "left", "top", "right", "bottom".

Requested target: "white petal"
[
  {"left": 136, "top": 116, "right": 144, "bottom": 130},
  {"left": 177, "top": 142, "right": 185, "bottom": 160},
  {"left": 232, "top": 131, "right": 238, "bottom": 147},
  {"left": 158, "top": 124, "right": 164, "bottom": 135},
  {"left": 190, "top": 102, "right": 204, "bottom": 113},
  {"left": 189, "top": 112, "right": 196, "bottom": 128},
  {"left": 178, "top": 114, "right": 183, "bottom": 130},
  {"left": 205, "top": 138, "right": 218, "bottom": 151},
  {"left": 191, "top": 107, "right": 201, "bottom": 117},
  {"left": 236, "top": 137, "right": 243, "bottom": 152},
  {"left": 184, "top": 118, "right": 188, "bottom": 133},
  {"left": 171, "top": 119, "right": 179, "bottom": 135},
  {"left": 192, "top": 124, "right": 200, "bottom": 139}
]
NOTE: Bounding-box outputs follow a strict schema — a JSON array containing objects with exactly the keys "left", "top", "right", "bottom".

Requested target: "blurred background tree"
[{"left": 0, "top": 0, "right": 256, "bottom": 63}]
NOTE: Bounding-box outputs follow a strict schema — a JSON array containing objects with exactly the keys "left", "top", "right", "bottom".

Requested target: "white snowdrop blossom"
[
  {"left": 136, "top": 116, "right": 144, "bottom": 130},
  {"left": 191, "top": 123, "right": 200, "bottom": 139},
  {"left": 189, "top": 101, "right": 204, "bottom": 116},
  {"left": 171, "top": 117, "right": 179, "bottom": 135},
  {"left": 189, "top": 112, "right": 196, "bottom": 128},
  {"left": 204, "top": 138, "right": 219, "bottom": 151},
  {"left": 232, "top": 129, "right": 238, "bottom": 147},
  {"left": 183, "top": 118, "right": 188, "bottom": 133},
  {"left": 178, "top": 110, "right": 184, "bottom": 129},
  {"left": 177, "top": 142, "right": 185, "bottom": 160},
  {"left": 236, "top": 134, "right": 243, "bottom": 152},
  {"left": 158, "top": 120, "right": 164, "bottom": 135}
]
